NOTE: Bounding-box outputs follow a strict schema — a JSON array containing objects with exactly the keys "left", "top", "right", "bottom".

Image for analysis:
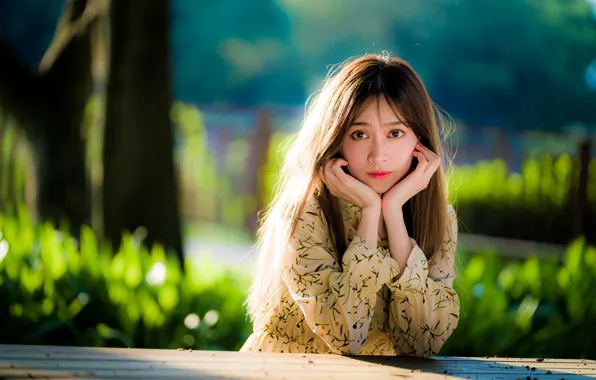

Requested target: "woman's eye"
[
  {"left": 389, "top": 129, "right": 404, "bottom": 138},
  {"left": 350, "top": 131, "right": 368, "bottom": 140}
]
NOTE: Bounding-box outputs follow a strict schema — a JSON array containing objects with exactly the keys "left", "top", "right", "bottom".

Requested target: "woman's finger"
[
  {"left": 335, "top": 158, "right": 349, "bottom": 167},
  {"left": 324, "top": 164, "right": 342, "bottom": 194},
  {"left": 329, "top": 160, "right": 356, "bottom": 200},
  {"left": 421, "top": 160, "right": 440, "bottom": 184},
  {"left": 415, "top": 145, "right": 430, "bottom": 158},
  {"left": 415, "top": 142, "right": 435, "bottom": 158},
  {"left": 330, "top": 160, "right": 349, "bottom": 184},
  {"left": 416, "top": 143, "right": 441, "bottom": 169},
  {"left": 324, "top": 162, "right": 336, "bottom": 184},
  {"left": 413, "top": 150, "right": 428, "bottom": 173},
  {"left": 413, "top": 148, "right": 439, "bottom": 189}
]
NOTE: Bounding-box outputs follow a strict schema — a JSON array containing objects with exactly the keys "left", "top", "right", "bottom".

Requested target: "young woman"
[{"left": 241, "top": 53, "right": 459, "bottom": 357}]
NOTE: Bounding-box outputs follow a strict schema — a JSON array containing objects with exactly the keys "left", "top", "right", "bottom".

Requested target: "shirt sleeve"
[
  {"left": 387, "top": 205, "right": 460, "bottom": 357},
  {"left": 281, "top": 198, "right": 400, "bottom": 355}
]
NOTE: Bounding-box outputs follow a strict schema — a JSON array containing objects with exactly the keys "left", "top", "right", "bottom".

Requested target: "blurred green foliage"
[
  {"left": 0, "top": 206, "right": 253, "bottom": 351},
  {"left": 1, "top": 207, "right": 596, "bottom": 358},
  {"left": 0, "top": 115, "right": 30, "bottom": 209},
  {"left": 446, "top": 239, "right": 596, "bottom": 358},
  {"left": 449, "top": 155, "right": 596, "bottom": 244}
]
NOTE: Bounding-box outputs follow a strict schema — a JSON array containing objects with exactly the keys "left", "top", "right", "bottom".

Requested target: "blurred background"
[{"left": 1, "top": 0, "right": 596, "bottom": 358}]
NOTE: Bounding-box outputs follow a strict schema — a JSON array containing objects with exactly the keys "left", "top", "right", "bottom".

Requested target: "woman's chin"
[
  {"left": 370, "top": 183, "right": 393, "bottom": 195},
  {"left": 358, "top": 176, "right": 398, "bottom": 195}
]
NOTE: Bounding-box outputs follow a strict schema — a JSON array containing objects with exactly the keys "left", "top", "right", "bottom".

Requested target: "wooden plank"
[
  {"left": 0, "top": 345, "right": 594, "bottom": 380},
  {"left": 0, "top": 364, "right": 590, "bottom": 378},
  {"left": 0, "top": 367, "right": 453, "bottom": 379},
  {"left": 0, "top": 367, "right": 593, "bottom": 380},
  {"left": 3, "top": 345, "right": 594, "bottom": 364},
  {"left": 1, "top": 357, "right": 594, "bottom": 373},
  {"left": 1, "top": 376, "right": 588, "bottom": 380},
  {"left": 1, "top": 347, "right": 594, "bottom": 370},
  {"left": 1, "top": 367, "right": 594, "bottom": 380}
]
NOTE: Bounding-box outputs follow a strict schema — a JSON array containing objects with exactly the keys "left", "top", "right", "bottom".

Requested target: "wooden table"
[{"left": 0, "top": 344, "right": 594, "bottom": 379}]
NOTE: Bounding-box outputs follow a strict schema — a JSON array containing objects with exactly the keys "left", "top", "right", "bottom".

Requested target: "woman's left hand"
[{"left": 382, "top": 142, "right": 441, "bottom": 212}]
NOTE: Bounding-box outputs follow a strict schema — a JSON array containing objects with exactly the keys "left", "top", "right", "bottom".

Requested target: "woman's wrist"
[
  {"left": 382, "top": 202, "right": 403, "bottom": 221},
  {"left": 356, "top": 205, "right": 381, "bottom": 246},
  {"left": 383, "top": 206, "right": 411, "bottom": 270},
  {"left": 362, "top": 196, "right": 382, "bottom": 212}
]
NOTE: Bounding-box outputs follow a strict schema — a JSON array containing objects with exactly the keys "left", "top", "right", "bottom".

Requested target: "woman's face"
[{"left": 339, "top": 96, "right": 419, "bottom": 195}]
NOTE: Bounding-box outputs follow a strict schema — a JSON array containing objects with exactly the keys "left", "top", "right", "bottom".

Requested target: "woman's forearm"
[
  {"left": 384, "top": 208, "right": 412, "bottom": 276},
  {"left": 356, "top": 206, "right": 381, "bottom": 246}
]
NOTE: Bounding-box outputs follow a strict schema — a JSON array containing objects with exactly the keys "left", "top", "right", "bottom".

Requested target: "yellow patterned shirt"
[{"left": 241, "top": 196, "right": 460, "bottom": 357}]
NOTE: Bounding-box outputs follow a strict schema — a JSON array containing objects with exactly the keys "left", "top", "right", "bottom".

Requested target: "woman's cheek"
[
  {"left": 402, "top": 149, "right": 416, "bottom": 166},
  {"left": 406, "top": 154, "right": 415, "bottom": 168}
]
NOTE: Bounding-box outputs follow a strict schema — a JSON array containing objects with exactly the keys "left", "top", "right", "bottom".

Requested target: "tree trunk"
[
  {"left": 103, "top": 0, "right": 183, "bottom": 265},
  {"left": 244, "top": 110, "right": 272, "bottom": 235},
  {"left": 572, "top": 139, "right": 592, "bottom": 241},
  {"left": 0, "top": 0, "right": 93, "bottom": 232},
  {"left": 36, "top": 15, "right": 93, "bottom": 232}
]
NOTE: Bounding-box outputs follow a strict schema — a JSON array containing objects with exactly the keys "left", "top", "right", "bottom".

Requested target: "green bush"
[
  {"left": 444, "top": 239, "right": 596, "bottom": 358},
  {"left": 0, "top": 206, "right": 253, "bottom": 350},
  {"left": 449, "top": 155, "right": 596, "bottom": 245},
  {"left": 1, "top": 208, "right": 595, "bottom": 359}
]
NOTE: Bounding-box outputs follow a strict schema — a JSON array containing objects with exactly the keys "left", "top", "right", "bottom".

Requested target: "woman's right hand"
[{"left": 320, "top": 158, "right": 381, "bottom": 211}]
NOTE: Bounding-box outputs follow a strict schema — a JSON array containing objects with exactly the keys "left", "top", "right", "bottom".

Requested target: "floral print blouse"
[{"left": 240, "top": 196, "right": 460, "bottom": 357}]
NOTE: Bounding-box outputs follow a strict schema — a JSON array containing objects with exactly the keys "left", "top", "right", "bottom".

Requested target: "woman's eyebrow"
[{"left": 351, "top": 120, "right": 404, "bottom": 126}]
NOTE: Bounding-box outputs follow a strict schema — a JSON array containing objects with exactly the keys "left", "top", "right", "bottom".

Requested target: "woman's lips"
[{"left": 367, "top": 171, "right": 392, "bottom": 179}]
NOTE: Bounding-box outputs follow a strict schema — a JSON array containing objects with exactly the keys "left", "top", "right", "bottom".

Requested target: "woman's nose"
[{"left": 368, "top": 138, "right": 388, "bottom": 164}]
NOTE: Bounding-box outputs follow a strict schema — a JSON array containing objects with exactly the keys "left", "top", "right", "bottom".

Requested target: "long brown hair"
[{"left": 245, "top": 53, "right": 454, "bottom": 327}]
